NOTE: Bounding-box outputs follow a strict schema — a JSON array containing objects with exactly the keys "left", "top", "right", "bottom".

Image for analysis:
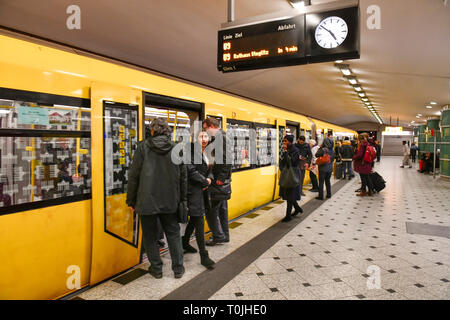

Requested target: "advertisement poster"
[{"left": 17, "top": 106, "right": 50, "bottom": 125}]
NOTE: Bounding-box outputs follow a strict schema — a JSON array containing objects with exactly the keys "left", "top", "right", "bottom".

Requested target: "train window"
[
  {"left": 226, "top": 120, "right": 252, "bottom": 171},
  {"left": 103, "top": 102, "right": 139, "bottom": 246},
  {"left": 0, "top": 94, "right": 91, "bottom": 215},
  {"left": 145, "top": 107, "right": 198, "bottom": 143},
  {"left": 255, "top": 125, "right": 277, "bottom": 167},
  {"left": 0, "top": 99, "right": 91, "bottom": 131},
  {"left": 0, "top": 136, "right": 91, "bottom": 209},
  {"left": 306, "top": 130, "right": 312, "bottom": 142}
]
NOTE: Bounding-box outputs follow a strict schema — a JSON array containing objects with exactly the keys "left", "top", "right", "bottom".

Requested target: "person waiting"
[
  {"left": 308, "top": 139, "right": 320, "bottom": 192},
  {"left": 315, "top": 138, "right": 335, "bottom": 200},
  {"left": 410, "top": 143, "right": 418, "bottom": 163},
  {"left": 182, "top": 130, "right": 215, "bottom": 269},
  {"left": 127, "top": 118, "right": 187, "bottom": 279},
  {"left": 294, "top": 136, "right": 312, "bottom": 196},
  {"left": 340, "top": 137, "right": 355, "bottom": 180},
  {"left": 353, "top": 133, "right": 375, "bottom": 196}
]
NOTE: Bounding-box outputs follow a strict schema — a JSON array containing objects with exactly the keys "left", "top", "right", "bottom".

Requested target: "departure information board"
[
  {"left": 217, "top": 6, "right": 360, "bottom": 73},
  {"left": 218, "top": 16, "right": 306, "bottom": 73}
]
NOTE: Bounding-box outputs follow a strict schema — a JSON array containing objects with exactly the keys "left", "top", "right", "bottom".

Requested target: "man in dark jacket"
[
  {"left": 127, "top": 118, "right": 187, "bottom": 279},
  {"left": 294, "top": 136, "right": 312, "bottom": 197},
  {"left": 202, "top": 118, "right": 233, "bottom": 246},
  {"left": 375, "top": 140, "right": 382, "bottom": 162},
  {"left": 340, "top": 137, "right": 355, "bottom": 180}
]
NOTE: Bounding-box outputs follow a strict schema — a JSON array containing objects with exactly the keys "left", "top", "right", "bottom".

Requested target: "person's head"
[
  {"left": 402, "top": 141, "right": 406, "bottom": 145},
  {"left": 309, "top": 139, "right": 317, "bottom": 147},
  {"left": 202, "top": 117, "right": 220, "bottom": 136},
  {"left": 359, "top": 133, "right": 369, "bottom": 142},
  {"left": 283, "top": 135, "right": 294, "bottom": 149},
  {"left": 197, "top": 130, "right": 209, "bottom": 149},
  {"left": 328, "top": 132, "right": 333, "bottom": 138},
  {"left": 298, "top": 135, "right": 306, "bottom": 145},
  {"left": 344, "top": 136, "right": 350, "bottom": 141},
  {"left": 149, "top": 118, "right": 171, "bottom": 137},
  {"left": 412, "top": 142, "right": 415, "bottom": 146}
]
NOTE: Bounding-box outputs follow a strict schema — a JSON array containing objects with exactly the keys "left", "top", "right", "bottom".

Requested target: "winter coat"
[
  {"left": 410, "top": 145, "right": 418, "bottom": 156},
  {"left": 403, "top": 144, "right": 410, "bottom": 156},
  {"left": 279, "top": 144, "right": 301, "bottom": 201},
  {"left": 186, "top": 143, "right": 211, "bottom": 217},
  {"left": 126, "top": 135, "right": 187, "bottom": 215},
  {"left": 315, "top": 138, "right": 335, "bottom": 173},
  {"left": 352, "top": 140, "right": 373, "bottom": 175},
  {"left": 340, "top": 141, "right": 354, "bottom": 161},
  {"left": 208, "top": 129, "right": 233, "bottom": 201},
  {"left": 294, "top": 142, "right": 312, "bottom": 168}
]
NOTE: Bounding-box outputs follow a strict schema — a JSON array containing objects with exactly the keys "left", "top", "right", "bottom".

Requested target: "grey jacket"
[{"left": 126, "top": 135, "right": 187, "bottom": 215}]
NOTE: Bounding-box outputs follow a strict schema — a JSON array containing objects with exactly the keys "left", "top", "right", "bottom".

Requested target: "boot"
[
  {"left": 182, "top": 235, "right": 197, "bottom": 253},
  {"left": 200, "top": 251, "right": 215, "bottom": 269},
  {"left": 356, "top": 191, "right": 367, "bottom": 197},
  {"left": 367, "top": 190, "right": 374, "bottom": 197}
]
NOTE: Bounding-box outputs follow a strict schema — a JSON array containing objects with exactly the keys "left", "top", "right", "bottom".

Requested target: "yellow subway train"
[{"left": 0, "top": 33, "right": 356, "bottom": 299}]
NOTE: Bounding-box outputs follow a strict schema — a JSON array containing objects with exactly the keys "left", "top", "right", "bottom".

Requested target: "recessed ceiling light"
[
  {"left": 417, "top": 113, "right": 422, "bottom": 116},
  {"left": 358, "top": 92, "right": 366, "bottom": 97},
  {"left": 354, "top": 86, "right": 362, "bottom": 92},
  {"left": 335, "top": 60, "right": 344, "bottom": 63},
  {"left": 430, "top": 101, "right": 437, "bottom": 105},
  {"left": 436, "top": 111, "right": 442, "bottom": 115},
  {"left": 362, "top": 98, "right": 369, "bottom": 102},
  {"left": 426, "top": 106, "right": 432, "bottom": 109},
  {"left": 416, "top": 115, "right": 421, "bottom": 118}
]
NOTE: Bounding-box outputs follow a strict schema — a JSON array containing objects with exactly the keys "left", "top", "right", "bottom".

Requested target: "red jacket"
[{"left": 353, "top": 141, "right": 373, "bottom": 174}]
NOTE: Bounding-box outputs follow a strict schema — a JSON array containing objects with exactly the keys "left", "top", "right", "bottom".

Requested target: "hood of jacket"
[
  {"left": 343, "top": 140, "right": 351, "bottom": 146},
  {"left": 146, "top": 135, "right": 174, "bottom": 155}
]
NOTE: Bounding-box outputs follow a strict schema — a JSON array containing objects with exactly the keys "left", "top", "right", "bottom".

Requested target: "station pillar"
[{"left": 441, "top": 106, "right": 450, "bottom": 180}]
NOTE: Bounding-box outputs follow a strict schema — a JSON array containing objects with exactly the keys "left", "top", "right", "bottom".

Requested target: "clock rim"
[{"left": 314, "top": 16, "right": 349, "bottom": 49}]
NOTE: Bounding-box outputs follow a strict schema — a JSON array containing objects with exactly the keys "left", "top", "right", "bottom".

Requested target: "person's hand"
[
  {"left": 129, "top": 206, "right": 135, "bottom": 213},
  {"left": 216, "top": 180, "right": 224, "bottom": 186},
  {"left": 304, "top": 163, "right": 309, "bottom": 170},
  {"left": 282, "top": 144, "right": 287, "bottom": 151},
  {"left": 202, "top": 186, "right": 209, "bottom": 191},
  {"left": 206, "top": 178, "right": 212, "bottom": 185}
]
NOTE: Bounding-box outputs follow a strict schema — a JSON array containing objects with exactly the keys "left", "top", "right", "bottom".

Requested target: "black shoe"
[
  {"left": 200, "top": 252, "right": 215, "bottom": 270},
  {"left": 174, "top": 267, "right": 185, "bottom": 279},
  {"left": 217, "top": 238, "right": 230, "bottom": 243},
  {"left": 315, "top": 196, "right": 324, "bottom": 200},
  {"left": 183, "top": 243, "right": 198, "bottom": 254},
  {"left": 326, "top": 195, "right": 331, "bottom": 199},
  {"left": 157, "top": 240, "right": 165, "bottom": 248},
  {"left": 309, "top": 189, "right": 319, "bottom": 193},
  {"left": 148, "top": 268, "right": 162, "bottom": 279},
  {"left": 281, "top": 216, "right": 292, "bottom": 222},
  {"left": 205, "top": 239, "right": 218, "bottom": 246},
  {"left": 292, "top": 207, "right": 303, "bottom": 216}
]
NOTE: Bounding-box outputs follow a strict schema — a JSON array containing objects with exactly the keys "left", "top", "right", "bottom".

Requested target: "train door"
[
  {"left": 90, "top": 82, "right": 143, "bottom": 285},
  {"left": 142, "top": 92, "right": 203, "bottom": 255},
  {"left": 286, "top": 121, "right": 300, "bottom": 142}
]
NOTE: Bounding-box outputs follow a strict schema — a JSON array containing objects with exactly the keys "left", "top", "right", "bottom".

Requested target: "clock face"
[{"left": 315, "top": 16, "right": 348, "bottom": 49}]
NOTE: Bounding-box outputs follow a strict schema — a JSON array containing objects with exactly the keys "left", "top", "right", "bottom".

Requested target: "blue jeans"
[{"left": 343, "top": 161, "right": 353, "bottom": 178}]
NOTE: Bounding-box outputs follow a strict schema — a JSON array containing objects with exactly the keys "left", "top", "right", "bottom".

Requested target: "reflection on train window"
[
  {"left": 145, "top": 107, "right": 198, "bottom": 143},
  {"left": 255, "top": 126, "right": 276, "bottom": 167},
  {"left": 103, "top": 104, "right": 139, "bottom": 246},
  {"left": 0, "top": 99, "right": 91, "bottom": 131},
  {"left": 0, "top": 136, "right": 91, "bottom": 208},
  {"left": 305, "top": 130, "right": 312, "bottom": 142},
  {"left": 227, "top": 121, "right": 251, "bottom": 171},
  {"left": 286, "top": 124, "right": 298, "bottom": 141}
]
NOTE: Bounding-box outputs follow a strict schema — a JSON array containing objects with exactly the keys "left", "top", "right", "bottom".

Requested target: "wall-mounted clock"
[{"left": 314, "top": 16, "right": 348, "bottom": 49}]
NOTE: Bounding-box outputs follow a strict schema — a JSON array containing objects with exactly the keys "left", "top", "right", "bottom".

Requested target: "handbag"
[
  {"left": 279, "top": 153, "right": 300, "bottom": 189},
  {"left": 177, "top": 201, "right": 189, "bottom": 224},
  {"left": 316, "top": 149, "right": 331, "bottom": 166}
]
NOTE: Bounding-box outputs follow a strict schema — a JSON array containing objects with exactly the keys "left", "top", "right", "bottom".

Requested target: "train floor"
[{"left": 72, "top": 157, "right": 450, "bottom": 300}]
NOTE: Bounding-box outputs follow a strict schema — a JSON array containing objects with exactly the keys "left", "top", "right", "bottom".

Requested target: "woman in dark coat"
[
  {"left": 315, "top": 138, "right": 335, "bottom": 200},
  {"left": 279, "top": 135, "right": 303, "bottom": 222},
  {"left": 181, "top": 131, "right": 215, "bottom": 269},
  {"left": 353, "top": 133, "right": 374, "bottom": 196}
]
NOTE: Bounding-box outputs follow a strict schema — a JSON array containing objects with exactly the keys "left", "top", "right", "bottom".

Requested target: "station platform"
[{"left": 72, "top": 156, "right": 450, "bottom": 300}]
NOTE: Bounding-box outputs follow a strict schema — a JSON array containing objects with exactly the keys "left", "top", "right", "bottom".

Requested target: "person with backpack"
[
  {"left": 353, "top": 133, "right": 375, "bottom": 197},
  {"left": 314, "top": 138, "right": 335, "bottom": 200},
  {"left": 340, "top": 137, "right": 355, "bottom": 180},
  {"left": 410, "top": 143, "right": 418, "bottom": 163},
  {"left": 279, "top": 135, "right": 303, "bottom": 222},
  {"left": 400, "top": 141, "right": 412, "bottom": 168}
]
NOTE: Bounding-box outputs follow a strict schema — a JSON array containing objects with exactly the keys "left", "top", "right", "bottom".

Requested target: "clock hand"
[{"left": 320, "top": 26, "right": 337, "bottom": 41}]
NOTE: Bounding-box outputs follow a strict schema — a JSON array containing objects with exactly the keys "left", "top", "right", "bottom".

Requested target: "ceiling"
[{"left": 0, "top": 0, "right": 449, "bottom": 128}]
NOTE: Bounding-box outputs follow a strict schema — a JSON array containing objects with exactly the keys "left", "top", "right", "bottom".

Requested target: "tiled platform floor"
[
  {"left": 210, "top": 157, "right": 450, "bottom": 300},
  {"left": 76, "top": 156, "right": 450, "bottom": 300}
]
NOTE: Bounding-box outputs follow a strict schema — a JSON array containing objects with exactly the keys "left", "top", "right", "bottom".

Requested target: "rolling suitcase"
[
  {"left": 335, "top": 162, "right": 343, "bottom": 179},
  {"left": 370, "top": 172, "right": 386, "bottom": 192}
]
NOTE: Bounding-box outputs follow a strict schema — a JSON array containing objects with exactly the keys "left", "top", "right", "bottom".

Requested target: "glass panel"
[
  {"left": 278, "top": 126, "right": 285, "bottom": 162},
  {"left": 104, "top": 104, "right": 139, "bottom": 246},
  {"left": 0, "top": 99, "right": 91, "bottom": 131},
  {"left": 227, "top": 121, "right": 251, "bottom": 171},
  {"left": 144, "top": 106, "right": 198, "bottom": 143},
  {"left": 0, "top": 136, "right": 91, "bottom": 208},
  {"left": 256, "top": 126, "right": 276, "bottom": 167},
  {"left": 286, "top": 124, "right": 298, "bottom": 141}
]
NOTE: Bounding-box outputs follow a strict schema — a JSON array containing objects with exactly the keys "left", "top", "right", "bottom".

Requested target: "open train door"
[{"left": 89, "top": 82, "right": 143, "bottom": 285}]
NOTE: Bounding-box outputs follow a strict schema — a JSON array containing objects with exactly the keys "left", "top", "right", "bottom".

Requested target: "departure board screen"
[{"left": 218, "top": 16, "right": 306, "bottom": 73}]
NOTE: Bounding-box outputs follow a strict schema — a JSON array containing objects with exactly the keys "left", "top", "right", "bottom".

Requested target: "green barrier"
[
  {"left": 426, "top": 119, "right": 441, "bottom": 154},
  {"left": 418, "top": 124, "right": 427, "bottom": 156},
  {"left": 441, "top": 108, "right": 450, "bottom": 179}
]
